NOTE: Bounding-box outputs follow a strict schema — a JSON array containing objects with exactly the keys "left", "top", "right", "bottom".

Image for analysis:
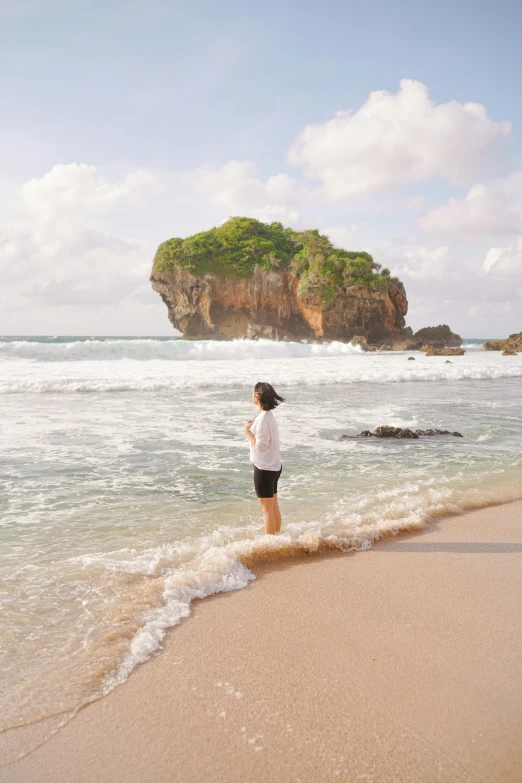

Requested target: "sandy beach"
[{"left": 2, "top": 500, "right": 522, "bottom": 783}]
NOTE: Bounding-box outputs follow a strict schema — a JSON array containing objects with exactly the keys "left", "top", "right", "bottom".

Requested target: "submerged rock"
[
  {"left": 341, "top": 426, "right": 463, "bottom": 440},
  {"left": 375, "top": 426, "right": 418, "bottom": 438},
  {"left": 425, "top": 347, "right": 465, "bottom": 356},
  {"left": 408, "top": 356, "right": 415, "bottom": 360},
  {"left": 350, "top": 426, "right": 418, "bottom": 439},
  {"left": 415, "top": 428, "right": 463, "bottom": 437}
]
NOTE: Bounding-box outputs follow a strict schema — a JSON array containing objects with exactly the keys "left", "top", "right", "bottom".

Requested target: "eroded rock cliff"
[
  {"left": 151, "top": 265, "right": 407, "bottom": 342},
  {"left": 483, "top": 332, "right": 521, "bottom": 354},
  {"left": 150, "top": 218, "right": 408, "bottom": 343}
]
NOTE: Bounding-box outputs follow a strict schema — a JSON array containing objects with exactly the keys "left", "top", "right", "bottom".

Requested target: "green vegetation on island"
[{"left": 152, "top": 217, "right": 400, "bottom": 306}]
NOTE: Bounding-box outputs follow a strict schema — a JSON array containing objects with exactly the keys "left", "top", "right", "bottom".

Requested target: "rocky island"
[
  {"left": 150, "top": 217, "right": 408, "bottom": 343},
  {"left": 150, "top": 217, "right": 463, "bottom": 349}
]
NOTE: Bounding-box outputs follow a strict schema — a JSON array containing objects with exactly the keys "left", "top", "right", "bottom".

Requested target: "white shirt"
[{"left": 249, "top": 410, "right": 282, "bottom": 471}]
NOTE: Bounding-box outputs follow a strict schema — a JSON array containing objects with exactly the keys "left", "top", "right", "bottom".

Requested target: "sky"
[{"left": 1, "top": 0, "right": 522, "bottom": 337}]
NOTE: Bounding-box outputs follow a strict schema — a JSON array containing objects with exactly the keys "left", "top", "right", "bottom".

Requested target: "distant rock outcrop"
[
  {"left": 377, "top": 324, "right": 462, "bottom": 352},
  {"left": 484, "top": 332, "right": 521, "bottom": 354},
  {"left": 413, "top": 324, "right": 462, "bottom": 349}
]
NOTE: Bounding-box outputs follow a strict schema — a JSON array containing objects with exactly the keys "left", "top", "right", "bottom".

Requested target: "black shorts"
[{"left": 253, "top": 465, "right": 282, "bottom": 499}]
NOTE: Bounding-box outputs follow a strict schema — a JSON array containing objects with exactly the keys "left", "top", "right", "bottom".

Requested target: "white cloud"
[
  {"left": 190, "top": 160, "right": 302, "bottom": 225},
  {"left": 322, "top": 224, "right": 361, "bottom": 249},
  {"left": 389, "top": 246, "right": 454, "bottom": 281},
  {"left": 419, "top": 177, "right": 522, "bottom": 237},
  {"left": 0, "top": 164, "right": 161, "bottom": 312},
  {"left": 377, "top": 238, "right": 522, "bottom": 334},
  {"left": 20, "top": 163, "right": 159, "bottom": 225},
  {"left": 288, "top": 79, "right": 511, "bottom": 200},
  {"left": 484, "top": 238, "right": 522, "bottom": 279},
  {"left": 402, "top": 195, "right": 425, "bottom": 212},
  {"left": 468, "top": 301, "right": 514, "bottom": 319},
  {"left": 406, "top": 297, "right": 454, "bottom": 320}
]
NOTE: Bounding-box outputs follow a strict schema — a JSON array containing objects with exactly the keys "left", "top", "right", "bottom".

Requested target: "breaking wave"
[
  {"left": 2, "top": 356, "right": 521, "bottom": 394},
  {"left": 0, "top": 338, "right": 364, "bottom": 362},
  {"left": 1, "top": 337, "right": 521, "bottom": 394},
  {"left": 6, "top": 480, "right": 522, "bottom": 742},
  {"left": 99, "top": 478, "right": 522, "bottom": 695}
]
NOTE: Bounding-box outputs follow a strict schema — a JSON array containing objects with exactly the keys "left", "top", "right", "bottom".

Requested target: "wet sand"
[{"left": 2, "top": 501, "right": 522, "bottom": 782}]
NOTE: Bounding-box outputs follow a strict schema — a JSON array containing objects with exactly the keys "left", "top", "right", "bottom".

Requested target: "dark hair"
[{"left": 254, "top": 382, "right": 285, "bottom": 411}]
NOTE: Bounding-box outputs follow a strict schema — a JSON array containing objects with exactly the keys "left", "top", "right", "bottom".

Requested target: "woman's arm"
[
  {"left": 244, "top": 419, "right": 256, "bottom": 445},
  {"left": 245, "top": 416, "right": 270, "bottom": 451}
]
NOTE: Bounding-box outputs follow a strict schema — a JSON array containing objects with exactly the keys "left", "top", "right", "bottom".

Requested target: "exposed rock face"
[
  {"left": 360, "top": 426, "right": 419, "bottom": 439},
  {"left": 484, "top": 332, "right": 521, "bottom": 354},
  {"left": 375, "top": 324, "right": 462, "bottom": 351},
  {"left": 417, "top": 428, "right": 463, "bottom": 437},
  {"left": 412, "top": 325, "right": 462, "bottom": 349},
  {"left": 150, "top": 265, "right": 408, "bottom": 342},
  {"left": 425, "top": 347, "right": 465, "bottom": 356},
  {"left": 150, "top": 220, "right": 465, "bottom": 346},
  {"left": 340, "top": 426, "right": 463, "bottom": 440}
]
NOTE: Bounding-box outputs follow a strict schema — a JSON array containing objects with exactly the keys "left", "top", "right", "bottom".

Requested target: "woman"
[{"left": 244, "top": 382, "right": 284, "bottom": 535}]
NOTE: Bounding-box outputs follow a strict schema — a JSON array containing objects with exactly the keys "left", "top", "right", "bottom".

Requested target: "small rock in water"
[
  {"left": 445, "top": 360, "right": 452, "bottom": 364},
  {"left": 415, "top": 428, "right": 463, "bottom": 437},
  {"left": 425, "top": 347, "right": 465, "bottom": 356},
  {"left": 374, "top": 425, "right": 418, "bottom": 439},
  {"left": 408, "top": 356, "right": 415, "bottom": 361},
  {"left": 342, "top": 426, "right": 464, "bottom": 440}
]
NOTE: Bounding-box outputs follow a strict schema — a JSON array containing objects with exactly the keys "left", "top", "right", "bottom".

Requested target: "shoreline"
[
  {"left": 2, "top": 499, "right": 522, "bottom": 782},
  {"left": 3, "top": 491, "right": 521, "bottom": 740}
]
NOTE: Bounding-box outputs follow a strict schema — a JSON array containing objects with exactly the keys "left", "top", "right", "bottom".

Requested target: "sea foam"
[
  {"left": 101, "top": 478, "right": 522, "bottom": 697},
  {"left": 1, "top": 339, "right": 521, "bottom": 393},
  {"left": 0, "top": 337, "right": 364, "bottom": 362}
]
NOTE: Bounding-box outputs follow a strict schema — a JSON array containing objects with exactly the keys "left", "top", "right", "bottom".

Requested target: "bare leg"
[
  {"left": 258, "top": 497, "right": 277, "bottom": 535},
  {"left": 273, "top": 493, "right": 282, "bottom": 533}
]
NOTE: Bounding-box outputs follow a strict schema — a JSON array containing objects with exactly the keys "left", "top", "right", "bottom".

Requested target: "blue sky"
[{"left": 1, "top": 0, "right": 522, "bottom": 335}]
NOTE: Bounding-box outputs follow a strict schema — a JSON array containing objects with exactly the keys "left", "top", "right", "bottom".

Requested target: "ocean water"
[{"left": 1, "top": 336, "right": 522, "bottom": 738}]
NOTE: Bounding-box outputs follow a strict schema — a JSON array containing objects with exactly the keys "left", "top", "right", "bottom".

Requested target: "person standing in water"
[{"left": 244, "top": 382, "right": 284, "bottom": 535}]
